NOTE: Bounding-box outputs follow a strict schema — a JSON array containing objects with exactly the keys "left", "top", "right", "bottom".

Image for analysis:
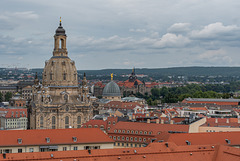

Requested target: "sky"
[{"left": 0, "top": 0, "right": 240, "bottom": 70}]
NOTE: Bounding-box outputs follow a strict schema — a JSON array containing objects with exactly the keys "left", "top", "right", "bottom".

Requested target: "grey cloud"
[
  {"left": 153, "top": 33, "right": 191, "bottom": 48},
  {"left": 167, "top": 23, "right": 191, "bottom": 34},
  {"left": 1, "top": 0, "right": 240, "bottom": 69},
  {"left": 190, "top": 22, "right": 240, "bottom": 41}
]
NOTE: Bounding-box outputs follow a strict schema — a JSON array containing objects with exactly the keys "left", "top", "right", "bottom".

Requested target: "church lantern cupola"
[{"left": 53, "top": 17, "right": 68, "bottom": 57}]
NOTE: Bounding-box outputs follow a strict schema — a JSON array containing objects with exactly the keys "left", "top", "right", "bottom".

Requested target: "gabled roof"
[
  {"left": 0, "top": 128, "right": 114, "bottom": 147},
  {"left": 1, "top": 142, "right": 239, "bottom": 161}
]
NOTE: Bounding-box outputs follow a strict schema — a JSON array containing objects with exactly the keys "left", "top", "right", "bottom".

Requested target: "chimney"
[
  {"left": 156, "top": 119, "right": 159, "bottom": 124},
  {"left": 215, "top": 118, "right": 218, "bottom": 124},
  {"left": 147, "top": 119, "right": 150, "bottom": 123},
  {"left": 161, "top": 119, "right": 164, "bottom": 124},
  {"left": 170, "top": 120, "right": 174, "bottom": 124},
  {"left": 226, "top": 118, "right": 229, "bottom": 124}
]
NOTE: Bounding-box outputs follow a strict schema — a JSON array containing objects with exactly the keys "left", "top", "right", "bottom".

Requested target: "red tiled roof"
[
  {"left": 117, "top": 79, "right": 143, "bottom": 88},
  {"left": 94, "top": 81, "right": 106, "bottom": 88},
  {"left": 104, "top": 101, "right": 144, "bottom": 110},
  {"left": 202, "top": 118, "right": 240, "bottom": 127},
  {"left": 157, "top": 131, "right": 240, "bottom": 146},
  {"left": 188, "top": 107, "right": 208, "bottom": 111},
  {"left": 206, "top": 118, "right": 239, "bottom": 123},
  {"left": 144, "top": 82, "right": 159, "bottom": 88},
  {"left": 82, "top": 120, "right": 107, "bottom": 128},
  {"left": 151, "top": 117, "right": 186, "bottom": 124},
  {"left": 1, "top": 142, "right": 239, "bottom": 161},
  {"left": 0, "top": 108, "right": 27, "bottom": 118},
  {"left": 108, "top": 121, "right": 189, "bottom": 134},
  {"left": 0, "top": 128, "right": 114, "bottom": 147}
]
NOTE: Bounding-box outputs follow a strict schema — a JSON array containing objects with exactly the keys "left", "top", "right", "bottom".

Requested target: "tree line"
[{"left": 134, "top": 82, "right": 240, "bottom": 105}]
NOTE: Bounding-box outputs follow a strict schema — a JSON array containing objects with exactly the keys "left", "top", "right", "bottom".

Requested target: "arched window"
[
  {"left": 59, "top": 39, "right": 64, "bottom": 49},
  {"left": 77, "top": 116, "right": 81, "bottom": 128},
  {"left": 100, "top": 125, "right": 104, "bottom": 130},
  {"left": 52, "top": 116, "right": 56, "bottom": 129},
  {"left": 40, "top": 116, "right": 43, "bottom": 128},
  {"left": 63, "top": 73, "right": 66, "bottom": 80},
  {"left": 65, "top": 116, "right": 69, "bottom": 128}
]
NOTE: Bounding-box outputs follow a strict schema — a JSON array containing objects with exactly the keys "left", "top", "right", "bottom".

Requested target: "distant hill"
[{"left": 31, "top": 67, "right": 240, "bottom": 77}]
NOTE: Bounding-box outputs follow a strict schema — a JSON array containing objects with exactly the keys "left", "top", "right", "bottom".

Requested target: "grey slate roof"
[{"left": 102, "top": 81, "right": 121, "bottom": 97}]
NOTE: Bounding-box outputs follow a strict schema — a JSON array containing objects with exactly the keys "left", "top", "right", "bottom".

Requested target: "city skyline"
[{"left": 0, "top": 0, "right": 240, "bottom": 70}]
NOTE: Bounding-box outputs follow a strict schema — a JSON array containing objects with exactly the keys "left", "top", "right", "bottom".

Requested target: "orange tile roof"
[
  {"left": 206, "top": 118, "right": 239, "bottom": 123},
  {"left": 117, "top": 79, "right": 143, "bottom": 88},
  {"left": 0, "top": 108, "right": 27, "bottom": 118},
  {"left": 0, "top": 128, "right": 114, "bottom": 147},
  {"left": 94, "top": 81, "right": 106, "bottom": 88},
  {"left": 151, "top": 117, "right": 186, "bottom": 123},
  {"left": 157, "top": 131, "right": 240, "bottom": 146},
  {"left": 108, "top": 121, "right": 189, "bottom": 134},
  {"left": 0, "top": 142, "right": 239, "bottom": 161},
  {"left": 104, "top": 101, "right": 144, "bottom": 110},
  {"left": 202, "top": 118, "right": 240, "bottom": 127},
  {"left": 188, "top": 107, "right": 208, "bottom": 111},
  {"left": 145, "top": 82, "right": 159, "bottom": 88},
  {"left": 82, "top": 119, "right": 107, "bottom": 127}
]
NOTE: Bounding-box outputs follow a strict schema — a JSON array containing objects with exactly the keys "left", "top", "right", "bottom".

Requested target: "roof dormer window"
[
  {"left": 17, "top": 138, "right": 22, "bottom": 144},
  {"left": 186, "top": 140, "right": 191, "bottom": 145},
  {"left": 225, "top": 139, "right": 231, "bottom": 144},
  {"left": 72, "top": 137, "right": 77, "bottom": 142},
  {"left": 46, "top": 137, "right": 50, "bottom": 143}
]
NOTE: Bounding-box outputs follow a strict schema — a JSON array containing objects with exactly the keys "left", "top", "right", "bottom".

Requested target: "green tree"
[
  {"left": 0, "top": 92, "right": 3, "bottom": 102},
  {"left": 147, "top": 98, "right": 153, "bottom": 105},
  {"left": 4, "top": 92, "right": 13, "bottom": 102}
]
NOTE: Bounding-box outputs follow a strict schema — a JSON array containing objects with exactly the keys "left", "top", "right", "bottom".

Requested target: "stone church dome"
[
  {"left": 102, "top": 81, "right": 121, "bottom": 96},
  {"left": 42, "top": 20, "right": 78, "bottom": 87}
]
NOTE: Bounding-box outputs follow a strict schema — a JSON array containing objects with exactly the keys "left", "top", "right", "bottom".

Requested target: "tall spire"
[
  {"left": 132, "top": 67, "right": 135, "bottom": 75},
  {"left": 59, "top": 17, "right": 62, "bottom": 26}
]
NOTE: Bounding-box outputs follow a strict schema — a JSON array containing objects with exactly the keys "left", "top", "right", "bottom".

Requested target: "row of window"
[
  {"left": 84, "top": 125, "right": 110, "bottom": 131},
  {"left": 6, "top": 118, "right": 27, "bottom": 122},
  {"left": 6, "top": 122, "right": 27, "bottom": 125},
  {"left": 0, "top": 146, "right": 101, "bottom": 154},
  {"left": 110, "top": 135, "right": 148, "bottom": 142},
  {"left": 114, "top": 142, "right": 142, "bottom": 147},
  {"left": 49, "top": 73, "right": 77, "bottom": 81},
  {"left": 40, "top": 116, "right": 81, "bottom": 129},
  {"left": 11, "top": 111, "right": 25, "bottom": 115},
  {"left": 114, "top": 129, "right": 153, "bottom": 135},
  {"left": 108, "top": 121, "right": 116, "bottom": 125}
]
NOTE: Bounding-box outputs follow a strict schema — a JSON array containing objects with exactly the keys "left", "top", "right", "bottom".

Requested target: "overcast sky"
[{"left": 0, "top": 0, "right": 240, "bottom": 70}]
